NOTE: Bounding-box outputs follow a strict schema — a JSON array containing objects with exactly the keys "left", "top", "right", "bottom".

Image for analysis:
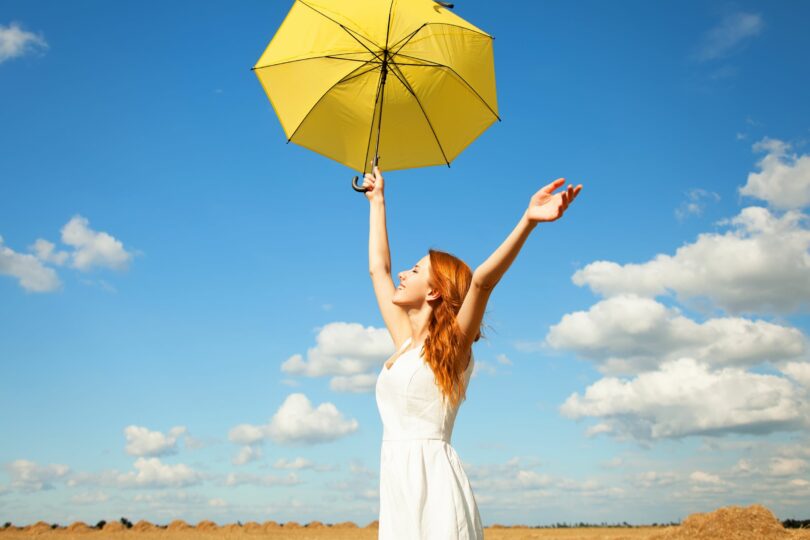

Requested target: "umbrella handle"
[
  {"left": 351, "top": 175, "right": 368, "bottom": 192},
  {"left": 433, "top": 1, "right": 454, "bottom": 8}
]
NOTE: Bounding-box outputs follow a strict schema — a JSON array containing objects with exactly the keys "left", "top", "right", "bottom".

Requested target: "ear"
[{"left": 427, "top": 288, "right": 441, "bottom": 302}]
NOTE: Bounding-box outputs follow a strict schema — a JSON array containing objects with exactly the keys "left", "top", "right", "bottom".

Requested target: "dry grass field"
[{"left": 2, "top": 504, "right": 808, "bottom": 539}]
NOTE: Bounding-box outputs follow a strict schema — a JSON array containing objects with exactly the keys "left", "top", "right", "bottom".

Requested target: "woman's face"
[{"left": 393, "top": 254, "right": 436, "bottom": 307}]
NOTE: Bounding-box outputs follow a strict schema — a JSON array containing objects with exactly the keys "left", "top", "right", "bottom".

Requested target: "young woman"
[{"left": 364, "top": 164, "right": 582, "bottom": 539}]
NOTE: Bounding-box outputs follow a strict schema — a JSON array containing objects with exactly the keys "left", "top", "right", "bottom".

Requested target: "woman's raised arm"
[
  {"left": 365, "top": 165, "right": 411, "bottom": 348},
  {"left": 455, "top": 178, "right": 583, "bottom": 350}
]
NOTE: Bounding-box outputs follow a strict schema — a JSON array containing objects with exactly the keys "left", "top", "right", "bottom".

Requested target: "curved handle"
[
  {"left": 352, "top": 176, "right": 368, "bottom": 192},
  {"left": 433, "top": 0, "right": 454, "bottom": 8}
]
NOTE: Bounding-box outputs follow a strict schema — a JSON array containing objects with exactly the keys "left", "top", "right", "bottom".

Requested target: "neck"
[{"left": 406, "top": 303, "right": 433, "bottom": 348}]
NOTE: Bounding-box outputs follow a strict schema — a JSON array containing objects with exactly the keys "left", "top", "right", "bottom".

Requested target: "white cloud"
[
  {"left": 689, "top": 471, "right": 726, "bottom": 485},
  {"left": 571, "top": 206, "right": 810, "bottom": 315},
  {"left": 29, "top": 239, "right": 68, "bottom": 265},
  {"left": 281, "top": 322, "right": 395, "bottom": 392},
  {"left": 223, "top": 471, "right": 300, "bottom": 487},
  {"left": 4, "top": 459, "right": 69, "bottom": 491},
  {"left": 495, "top": 353, "right": 512, "bottom": 366},
  {"left": 769, "top": 457, "right": 807, "bottom": 477},
  {"left": 781, "top": 361, "right": 810, "bottom": 388},
  {"left": 635, "top": 471, "right": 678, "bottom": 488},
  {"left": 66, "top": 458, "right": 202, "bottom": 489},
  {"left": 69, "top": 491, "right": 109, "bottom": 505},
  {"left": 115, "top": 458, "right": 200, "bottom": 488},
  {"left": 281, "top": 322, "right": 393, "bottom": 377},
  {"left": 471, "top": 360, "right": 497, "bottom": 377},
  {"left": 696, "top": 12, "right": 763, "bottom": 61},
  {"left": 274, "top": 457, "right": 313, "bottom": 470},
  {"left": 546, "top": 294, "right": 807, "bottom": 374},
  {"left": 208, "top": 497, "right": 227, "bottom": 507},
  {"left": 675, "top": 188, "right": 720, "bottom": 221},
  {"left": 0, "top": 235, "right": 61, "bottom": 292},
  {"left": 740, "top": 138, "right": 810, "bottom": 210},
  {"left": 232, "top": 445, "right": 262, "bottom": 466},
  {"left": 61, "top": 215, "right": 133, "bottom": 271},
  {"left": 228, "top": 393, "right": 358, "bottom": 446},
  {"left": 0, "top": 22, "right": 47, "bottom": 64},
  {"left": 267, "top": 393, "right": 359, "bottom": 444},
  {"left": 560, "top": 358, "right": 809, "bottom": 440},
  {"left": 124, "top": 425, "right": 187, "bottom": 457},
  {"left": 329, "top": 373, "right": 378, "bottom": 393}
]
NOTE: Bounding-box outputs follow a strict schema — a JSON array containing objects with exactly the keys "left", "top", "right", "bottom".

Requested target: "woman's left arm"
[{"left": 455, "top": 178, "right": 583, "bottom": 349}]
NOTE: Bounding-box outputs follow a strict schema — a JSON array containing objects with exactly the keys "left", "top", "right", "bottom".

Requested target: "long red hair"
[{"left": 422, "top": 248, "right": 485, "bottom": 408}]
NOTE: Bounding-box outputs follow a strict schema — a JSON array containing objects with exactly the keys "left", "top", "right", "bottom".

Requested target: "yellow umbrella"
[{"left": 253, "top": 0, "right": 499, "bottom": 191}]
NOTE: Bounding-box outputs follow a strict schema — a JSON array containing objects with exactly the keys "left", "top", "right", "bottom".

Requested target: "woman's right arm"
[{"left": 365, "top": 165, "right": 411, "bottom": 349}]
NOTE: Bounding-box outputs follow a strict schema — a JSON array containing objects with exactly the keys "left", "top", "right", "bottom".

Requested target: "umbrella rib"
[
  {"left": 386, "top": 62, "right": 450, "bottom": 167},
  {"left": 361, "top": 62, "right": 387, "bottom": 174},
  {"left": 384, "top": 0, "right": 395, "bottom": 49},
  {"left": 254, "top": 54, "right": 379, "bottom": 71},
  {"left": 286, "top": 60, "right": 379, "bottom": 143},
  {"left": 390, "top": 24, "right": 427, "bottom": 56},
  {"left": 295, "top": 0, "right": 384, "bottom": 62},
  {"left": 422, "top": 22, "right": 493, "bottom": 40},
  {"left": 392, "top": 54, "right": 500, "bottom": 121}
]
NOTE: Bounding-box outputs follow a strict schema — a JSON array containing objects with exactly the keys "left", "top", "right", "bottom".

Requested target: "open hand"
[
  {"left": 362, "top": 161, "right": 385, "bottom": 202},
  {"left": 526, "top": 178, "right": 583, "bottom": 223}
]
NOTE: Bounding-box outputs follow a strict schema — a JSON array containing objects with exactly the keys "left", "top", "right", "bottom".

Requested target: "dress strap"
[{"left": 398, "top": 336, "right": 413, "bottom": 353}]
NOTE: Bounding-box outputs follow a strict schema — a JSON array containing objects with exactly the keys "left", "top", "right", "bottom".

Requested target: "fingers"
[{"left": 541, "top": 177, "right": 566, "bottom": 194}]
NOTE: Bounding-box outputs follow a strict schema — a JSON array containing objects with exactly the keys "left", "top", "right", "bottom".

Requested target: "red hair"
[{"left": 423, "top": 248, "right": 486, "bottom": 408}]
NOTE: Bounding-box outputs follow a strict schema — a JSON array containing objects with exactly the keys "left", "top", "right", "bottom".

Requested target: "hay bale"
[
  {"left": 305, "top": 520, "right": 326, "bottom": 528},
  {"left": 221, "top": 524, "right": 242, "bottom": 532},
  {"left": 102, "top": 521, "right": 125, "bottom": 532},
  {"left": 167, "top": 519, "right": 191, "bottom": 531},
  {"left": 243, "top": 521, "right": 262, "bottom": 532},
  {"left": 132, "top": 520, "right": 156, "bottom": 532},
  {"left": 25, "top": 521, "right": 52, "bottom": 533},
  {"left": 195, "top": 520, "right": 218, "bottom": 531},
  {"left": 364, "top": 520, "right": 379, "bottom": 529},
  {"left": 651, "top": 504, "right": 789, "bottom": 540},
  {"left": 281, "top": 521, "right": 301, "bottom": 528},
  {"left": 332, "top": 521, "right": 358, "bottom": 528},
  {"left": 66, "top": 522, "right": 92, "bottom": 533},
  {"left": 261, "top": 520, "right": 281, "bottom": 530}
]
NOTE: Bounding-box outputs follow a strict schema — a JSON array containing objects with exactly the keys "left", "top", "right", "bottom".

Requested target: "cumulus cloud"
[
  {"left": 695, "top": 12, "right": 763, "bottom": 62},
  {"left": 274, "top": 457, "right": 313, "bottom": 470},
  {"left": 769, "top": 457, "right": 807, "bottom": 477},
  {"left": 0, "top": 235, "right": 62, "bottom": 292},
  {"left": 571, "top": 206, "right": 810, "bottom": 315},
  {"left": 29, "top": 239, "right": 69, "bottom": 265},
  {"left": 232, "top": 445, "right": 262, "bottom": 466},
  {"left": 781, "top": 361, "right": 810, "bottom": 388},
  {"left": 329, "top": 373, "right": 378, "bottom": 393},
  {"left": 124, "top": 425, "right": 187, "bottom": 457},
  {"left": 0, "top": 22, "right": 47, "bottom": 64},
  {"left": 281, "top": 322, "right": 393, "bottom": 376},
  {"left": 4, "top": 459, "right": 70, "bottom": 491},
  {"left": 281, "top": 321, "right": 396, "bottom": 392},
  {"left": 740, "top": 138, "right": 810, "bottom": 210},
  {"left": 67, "top": 457, "right": 202, "bottom": 489},
  {"left": 229, "top": 393, "right": 358, "bottom": 446},
  {"left": 61, "top": 215, "right": 133, "bottom": 271},
  {"left": 560, "top": 358, "right": 809, "bottom": 440},
  {"left": 546, "top": 294, "right": 807, "bottom": 374}
]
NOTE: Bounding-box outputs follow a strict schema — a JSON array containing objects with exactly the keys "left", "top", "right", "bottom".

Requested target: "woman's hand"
[
  {"left": 362, "top": 162, "right": 385, "bottom": 203},
  {"left": 525, "top": 178, "right": 583, "bottom": 223}
]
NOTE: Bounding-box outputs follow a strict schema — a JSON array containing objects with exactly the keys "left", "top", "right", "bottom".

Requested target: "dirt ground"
[{"left": 2, "top": 527, "right": 810, "bottom": 539}]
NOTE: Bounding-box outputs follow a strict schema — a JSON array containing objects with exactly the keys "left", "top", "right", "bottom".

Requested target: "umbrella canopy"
[{"left": 253, "top": 0, "right": 499, "bottom": 188}]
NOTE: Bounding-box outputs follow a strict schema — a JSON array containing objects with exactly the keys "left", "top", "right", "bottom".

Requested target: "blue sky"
[{"left": 2, "top": 0, "right": 810, "bottom": 527}]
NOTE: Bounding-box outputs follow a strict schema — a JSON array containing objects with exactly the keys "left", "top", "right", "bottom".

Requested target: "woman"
[{"left": 364, "top": 164, "right": 582, "bottom": 539}]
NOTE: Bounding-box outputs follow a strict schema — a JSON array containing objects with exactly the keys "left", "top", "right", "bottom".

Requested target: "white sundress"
[{"left": 375, "top": 336, "right": 484, "bottom": 539}]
